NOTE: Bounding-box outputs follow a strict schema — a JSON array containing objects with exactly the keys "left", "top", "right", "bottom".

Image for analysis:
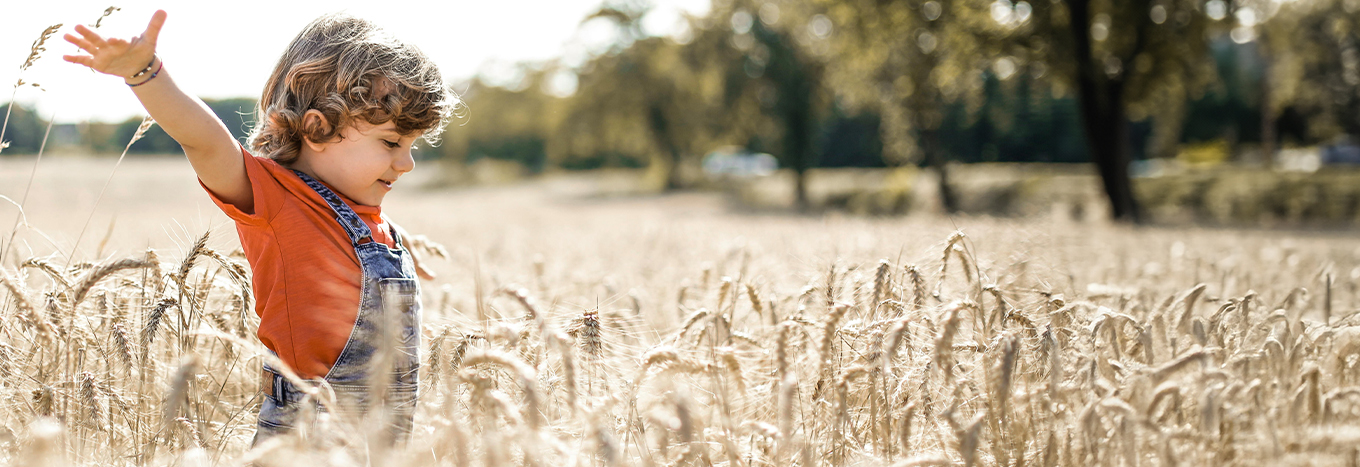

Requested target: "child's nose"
[{"left": 394, "top": 148, "right": 415, "bottom": 173}]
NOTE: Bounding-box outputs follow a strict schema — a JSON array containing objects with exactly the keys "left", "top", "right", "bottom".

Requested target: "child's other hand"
[
  {"left": 391, "top": 223, "right": 445, "bottom": 281},
  {"left": 62, "top": 10, "right": 166, "bottom": 82}
]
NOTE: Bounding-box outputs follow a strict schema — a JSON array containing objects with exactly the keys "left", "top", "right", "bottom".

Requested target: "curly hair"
[{"left": 247, "top": 13, "right": 463, "bottom": 165}]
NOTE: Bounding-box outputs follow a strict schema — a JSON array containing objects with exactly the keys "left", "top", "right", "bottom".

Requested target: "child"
[{"left": 62, "top": 10, "right": 458, "bottom": 445}]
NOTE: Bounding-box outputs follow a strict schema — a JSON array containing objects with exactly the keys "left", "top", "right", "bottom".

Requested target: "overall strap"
[{"left": 291, "top": 170, "right": 374, "bottom": 246}]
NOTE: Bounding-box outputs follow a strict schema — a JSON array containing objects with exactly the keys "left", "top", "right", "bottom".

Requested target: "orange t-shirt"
[{"left": 202, "top": 144, "right": 396, "bottom": 380}]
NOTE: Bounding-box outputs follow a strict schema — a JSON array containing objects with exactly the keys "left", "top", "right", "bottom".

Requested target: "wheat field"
[{"left": 2, "top": 154, "right": 1360, "bottom": 467}]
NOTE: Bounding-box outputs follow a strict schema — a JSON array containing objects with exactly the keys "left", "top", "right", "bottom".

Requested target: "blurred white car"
[{"left": 702, "top": 146, "right": 778, "bottom": 178}]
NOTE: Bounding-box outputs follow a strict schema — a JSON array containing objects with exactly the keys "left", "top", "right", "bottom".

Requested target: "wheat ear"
[{"left": 71, "top": 258, "right": 155, "bottom": 306}]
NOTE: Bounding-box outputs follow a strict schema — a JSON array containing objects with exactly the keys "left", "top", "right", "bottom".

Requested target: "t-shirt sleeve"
[{"left": 199, "top": 143, "right": 283, "bottom": 226}]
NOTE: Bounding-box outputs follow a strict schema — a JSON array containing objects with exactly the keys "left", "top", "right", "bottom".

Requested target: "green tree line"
[{"left": 0, "top": 97, "right": 255, "bottom": 155}]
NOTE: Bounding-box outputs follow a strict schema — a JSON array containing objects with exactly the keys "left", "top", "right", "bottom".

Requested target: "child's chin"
[{"left": 356, "top": 193, "right": 384, "bottom": 207}]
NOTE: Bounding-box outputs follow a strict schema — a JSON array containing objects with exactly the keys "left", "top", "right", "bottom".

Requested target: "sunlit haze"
[{"left": 4, "top": 0, "right": 710, "bottom": 123}]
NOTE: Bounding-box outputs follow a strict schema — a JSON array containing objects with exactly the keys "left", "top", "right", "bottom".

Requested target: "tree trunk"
[
  {"left": 1080, "top": 84, "right": 1141, "bottom": 222},
  {"left": 648, "top": 103, "right": 685, "bottom": 190},
  {"left": 786, "top": 81, "right": 815, "bottom": 212},
  {"left": 911, "top": 17, "right": 956, "bottom": 214},
  {"left": 790, "top": 108, "right": 813, "bottom": 212},
  {"left": 1068, "top": 0, "right": 1144, "bottom": 223},
  {"left": 664, "top": 146, "right": 684, "bottom": 190},
  {"left": 794, "top": 169, "right": 809, "bottom": 211},
  {"left": 752, "top": 21, "right": 818, "bottom": 211},
  {"left": 921, "top": 128, "right": 958, "bottom": 213}
]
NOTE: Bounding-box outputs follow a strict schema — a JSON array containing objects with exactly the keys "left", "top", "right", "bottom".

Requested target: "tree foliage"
[
  {"left": 1266, "top": 0, "right": 1360, "bottom": 139},
  {"left": 439, "top": 75, "right": 564, "bottom": 171},
  {"left": 0, "top": 102, "right": 49, "bottom": 155},
  {"left": 542, "top": 1, "right": 741, "bottom": 188}
]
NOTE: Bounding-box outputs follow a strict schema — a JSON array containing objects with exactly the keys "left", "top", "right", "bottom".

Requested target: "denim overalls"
[{"left": 253, "top": 170, "right": 422, "bottom": 445}]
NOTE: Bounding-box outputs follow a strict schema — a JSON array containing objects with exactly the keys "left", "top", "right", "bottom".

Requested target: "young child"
[{"left": 62, "top": 11, "right": 458, "bottom": 444}]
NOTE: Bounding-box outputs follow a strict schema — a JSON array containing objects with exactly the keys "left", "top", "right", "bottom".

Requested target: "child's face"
[{"left": 305, "top": 120, "right": 422, "bottom": 207}]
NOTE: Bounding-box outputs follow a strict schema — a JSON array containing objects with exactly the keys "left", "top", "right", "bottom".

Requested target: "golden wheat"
[{"left": 1, "top": 180, "right": 1359, "bottom": 467}]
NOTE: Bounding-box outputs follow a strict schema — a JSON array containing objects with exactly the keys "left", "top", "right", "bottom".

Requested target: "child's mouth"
[{"left": 379, "top": 180, "right": 393, "bottom": 189}]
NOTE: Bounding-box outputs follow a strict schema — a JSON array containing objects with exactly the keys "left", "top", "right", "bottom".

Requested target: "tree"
[
  {"left": 441, "top": 76, "right": 562, "bottom": 172},
  {"left": 1017, "top": 0, "right": 1217, "bottom": 222},
  {"left": 817, "top": 0, "right": 997, "bottom": 213},
  {"left": 111, "top": 97, "right": 259, "bottom": 155},
  {"left": 552, "top": 1, "right": 718, "bottom": 189},
  {"left": 749, "top": 10, "right": 826, "bottom": 210},
  {"left": 696, "top": 0, "right": 832, "bottom": 210},
  {"left": 204, "top": 98, "right": 258, "bottom": 146},
  {"left": 1266, "top": 0, "right": 1360, "bottom": 142},
  {"left": 0, "top": 102, "right": 49, "bottom": 154}
]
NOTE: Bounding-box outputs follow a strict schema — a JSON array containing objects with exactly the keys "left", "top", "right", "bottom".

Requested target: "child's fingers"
[
  {"left": 63, "top": 55, "right": 93, "bottom": 67},
  {"left": 415, "top": 261, "right": 437, "bottom": 281},
  {"left": 143, "top": 10, "right": 167, "bottom": 45},
  {"left": 63, "top": 33, "right": 98, "bottom": 54},
  {"left": 73, "top": 24, "right": 107, "bottom": 48}
]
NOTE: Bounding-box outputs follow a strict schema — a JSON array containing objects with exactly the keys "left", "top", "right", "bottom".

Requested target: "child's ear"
[{"left": 300, "top": 109, "right": 334, "bottom": 152}]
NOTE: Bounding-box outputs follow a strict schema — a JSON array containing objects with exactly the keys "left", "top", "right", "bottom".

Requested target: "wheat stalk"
[
  {"left": 548, "top": 330, "right": 578, "bottom": 414},
  {"left": 871, "top": 260, "right": 891, "bottom": 320},
  {"left": 1, "top": 268, "right": 52, "bottom": 341},
  {"left": 4, "top": 11, "right": 119, "bottom": 270},
  {"left": 110, "top": 322, "right": 133, "bottom": 377},
  {"left": 461, "top": 350, "right": 543, "bottom": 429},
  {"left": 501, "top": 286, "right": 539, "bottom": 321},
  {"left": 426, "top": 326, "right": 452, "bottom": 393},
  {"left": 71, "top": 258, "right": 155, "bottom": 306},
  {"left": 21, "top": 258, "right": 70, "bottom": 290},
  {"left": 574, "top": 309, "right": 603, "bottom": 360},
  {"left": 906, "top": 264, "right": 925, "bottom": 310},
  {"left": 935, "top": 301, "right": 974, "bottom": 384},
  {"left": 0, "top": 23, "right": 61, "bottom": 161},
  {"left": 201, "top": 248, "right": 252, "bottom": 310},
  {"left": 162, "top": 356, "right": 199, "bottom": 441},
  {"left": 0, "top": 110, "right": 54, "bottom": 263},
  {"left": 79, "top": 371, "right": 101, "bottom": 431},
  {"left": 140, "top": 297, "right": 176, "bottom": 363},
  {"left": 68, "top": 116, "right": 156, "bottom": 267}
]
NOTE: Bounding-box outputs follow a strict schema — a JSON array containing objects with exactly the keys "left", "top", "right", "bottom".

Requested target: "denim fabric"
[{"left": 253, "top": 170, "right": 421, "bottom": 446}]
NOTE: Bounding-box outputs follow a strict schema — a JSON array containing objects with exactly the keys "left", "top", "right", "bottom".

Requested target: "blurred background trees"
[
  {"left": 6, "top": 0, "right": 1359, "bottom": 222},
  {"left": 1266, "top": 0, "right": 1360, "bottom": 142},
  {"left": 1015, "top": 0, "right": 1220, "bottom": 222},
  {"left": 817, "top": 0, "right": 993, "bottom": 213},
  {"left": 548, "top": 1, "right": 715, "bottom": 189}
]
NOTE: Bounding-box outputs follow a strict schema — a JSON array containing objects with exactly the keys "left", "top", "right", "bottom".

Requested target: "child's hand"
[
  {"left": 390, "top": 223, "right": 445, "bottom": 281},
  {"left": 62, "top": 10, "right": 166, "bottom": 83},
  {"left": 407, "top": 234, "right": 445, "bottom": 281}
]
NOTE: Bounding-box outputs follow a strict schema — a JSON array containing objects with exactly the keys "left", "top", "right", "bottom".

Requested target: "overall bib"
[{"left": 254, "top": 170, "right": 422, "bottom": 445}]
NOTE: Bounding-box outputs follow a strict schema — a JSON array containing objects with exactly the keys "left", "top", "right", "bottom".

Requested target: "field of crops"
[{"left": 3, "top": 156, "right": 1360, "bottom": 466}]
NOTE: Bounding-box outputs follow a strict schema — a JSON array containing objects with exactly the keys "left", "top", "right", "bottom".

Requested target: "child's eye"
[{"left": 383, "top": 140, "right": 399, "bottom": 149}]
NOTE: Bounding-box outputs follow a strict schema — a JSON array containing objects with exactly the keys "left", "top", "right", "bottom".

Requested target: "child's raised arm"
[{"left": 63, "top": 10, "right": 252, "bottom": 213}]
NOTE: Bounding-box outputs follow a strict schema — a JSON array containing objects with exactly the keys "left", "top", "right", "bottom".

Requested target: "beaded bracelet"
[
  {"left": 129, "top": 55, "right": 157, "bottom": 79},
  {"left": 127, "top": 59, "right": 162, "bottom": 88}
]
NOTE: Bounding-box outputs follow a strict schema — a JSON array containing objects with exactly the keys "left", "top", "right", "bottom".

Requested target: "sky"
[{"left": 3, "top": 0, "right": 710, "bottom": 123}]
